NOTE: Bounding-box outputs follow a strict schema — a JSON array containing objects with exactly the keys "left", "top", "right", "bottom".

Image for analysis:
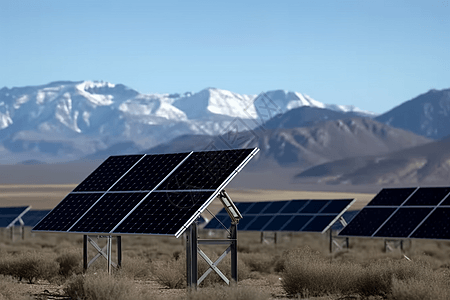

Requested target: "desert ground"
[{"left": 1, "top": 185, "right": 450, "bottom": 300}]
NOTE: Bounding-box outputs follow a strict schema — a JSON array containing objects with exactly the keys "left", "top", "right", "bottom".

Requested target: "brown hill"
[{"left": 296, "top": 136, "right": 450, "bottom": 185}]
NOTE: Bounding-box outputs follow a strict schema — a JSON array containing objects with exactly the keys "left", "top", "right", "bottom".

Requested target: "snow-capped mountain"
[{"left": 0, "top": 81, "right": 371, "bottom": 163}]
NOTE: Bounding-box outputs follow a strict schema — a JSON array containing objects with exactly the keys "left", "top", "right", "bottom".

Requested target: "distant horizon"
[{"left": 1, "top": 0, "right": 449, "bottom": 114}]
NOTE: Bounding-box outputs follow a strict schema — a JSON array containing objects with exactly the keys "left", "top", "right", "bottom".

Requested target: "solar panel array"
[
  {"left": 338, "top": 187, "right": 450, "bottom": 240},
  {"left": 33, "top": 149, "right": 258, "bottom": 238},
  {"left": 0, "top": 206, "right": 31, "bottom": 228},
  {"left": 205, "top": 199, "right": 355, "bottom": 233},
  {"left": 21, "top": 210, "right": 52, "bottom": 227}
]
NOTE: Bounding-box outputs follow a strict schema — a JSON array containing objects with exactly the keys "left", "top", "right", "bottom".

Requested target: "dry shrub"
[
  {"left": 118, "top": 255, "right": 152, "bottom": 279},
  {"left": 0, "top": 276, "right": 34, "bottom": 300},
  {"left": 240, "top": 252, "right": 279, "bottom": 274},
  {"left": 56, "top": 250, "right": 83, "bottom": 277},
  {"left": 390, "top": 275, "right": 450, "bottom": 300},
  {"left": 151, "top": 258, "right": 186, "bottom": 289},
  {"left": 0, "top": 252, "right": 59, "bottom": 283},
  {"left": 65, "top": 272, "right": 158, "bottom": 300},
  {"left": 182, "top": 284, "right": 270, "bottom": 300}
]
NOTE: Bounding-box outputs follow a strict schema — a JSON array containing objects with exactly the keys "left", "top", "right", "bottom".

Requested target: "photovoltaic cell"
[
  {"left": 69, "top": 192, "right": 148, "bottom": 233},
  {"left": 374, "top": 208, "right": 433, "bottom": 238},
  {"left": 113, "top": 191, "right": 214, "bottom": 235},
  {"left": 338, "top": 208, "right": 396, "bottom": 237},
  {"left": 234, "top": 202, "right": 255, "bottom": 214},
  {"left": 321, "top": 199, "right": 354, "bottom": 214},
  {"left": 300, "top": 200, "right": 329, "bottom": 213},
  {"left": 280, "top": 200, "right": 309, "bottom": 213},
  {"left": 246, "top": 202, "right": 271, "bottom": 214},
  {"left": 303, "top": 216, "right": 337, "bottom": 232},
  {"left": 404, "top": 187, "right": 450, "bottom": 206},
  {"left": 263, "top": 215, "right": 293, "bottom": 231},
  {"left": 21, "top": 210, "right": 52, "bottom": 227},
  {"left": 245, "top": 216, "right": 273, "bottom": 231},
  {"left": 282, "top": 215, "right": 313, "bottom": 231},
  {"left": 74, "top": 155, "right": 143, "bottom": 192},
  {"left": 340, "top": 186, "right": 450, "bottom": 240},
  {"left": 156, "top": 149, "right": 254, "bottom": 190},
  {"left": 367, "top": 188, "right": 416, "bottom": 206},
  {"left": 264, "top": 201, "right": 289, "bottom": 214},
  {"left": 111, "top": 153, "right": 188, "bottom": 191},
  {"left": 33, "top": 193, "right": 103, "bottom": 231},
  {"left": 410, "top": 208, "right": 450, "bottom": 240}
]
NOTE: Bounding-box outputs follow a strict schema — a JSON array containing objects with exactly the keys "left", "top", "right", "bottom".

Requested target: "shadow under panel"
[
  {"left": 33, "top": 193, "right": 103, "bottom": 232},
  {"left": 69, "top": 192, "right": 148, "bottom": 233}
]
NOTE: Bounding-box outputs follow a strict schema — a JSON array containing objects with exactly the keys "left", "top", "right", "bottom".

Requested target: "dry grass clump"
[
  {"left": 390, "top": 273, "right": 450, "bottom": 300},
  {"left": 0, "top": 251, "right": 59, "bottom": 284},
  {"left": 64, "top": 272, "right": 159, "bottom": 300},
  {"left": 117, "top": 255, "right": 152, "bottom": 279},
  {"left": 181, "top": 284, "right": 270, "bottom": 300},
  {"left": 56, "top": 250, "right": 83, "bottom": 278},
  {"left": 151, "top": 256, "right": 186, "bottom": 289},
  {"left": 240, "top": 252, "right": 282, "bottom": 274},
  {"left": 0, "top": 276, "right": 34, "bottom": 300},
  {"left": 281, "top": 246, "right": 450, "bottom": 299}
]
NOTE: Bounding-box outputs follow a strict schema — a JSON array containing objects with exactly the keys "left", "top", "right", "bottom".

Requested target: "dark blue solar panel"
[
  {"left": 338, "top": 208, "right": 396, "bottom": 237},
  {"left": 156, "top": 149, "right": 254, "bottom": 190},
  {"left": 0, "top": 206, "right": 30, "bottom": 227},
  {"left": 74, "top": 155, "right": 143, "bottom": 192},
  {"left": 321, "top": 199, "right": 353, "bottom": 214},
  {"left": 69, "top": 192, "right": 148, "bottom": 233},
  {"left": 234, "top": 202, "right": 255, "bottom": 214},
  {"left": 22, "top": 210, "right": 52, "bottom": 227},
  {"left": 113, "top": 191, "right": 214, "bottom": 235},
  {"left": 300, "top": 200, "right": 329, "bottom": 213},
  {"left": 302, "top": 216, "right": 337, "bottom": 232},
  {"left": 246, "top": 202, "right": 271, "bottom": 214},
  {"left": 374, "top": 208, "right": 432, "bottom": 238},
  {"left": 111, "top": 153, "right": 188, "bottom": 191},
  {"left": 282, "top": 216, "right": 313, "bottom": 231},
  {"left": 263, "top": 201, "right": 289, "bottom": 214},
  {"left": 204, "top": 214, "right": 230, "bottom": 229},
  {"left": 410, "top": 208, "right": 450, "bottom": 239},
  {"left": 404, "top": 187, "right": 450, "bottom": 206},
  {"left": 280, "top": 200, "right": 309, "bottom": 213},
  {"left": 238, "top": 215, "right": 258, "bottom": 230},
  {"left": 367, "top": 188, "right": 416, "bottom": 206},
  {"left": 33, "top": 193, "right": 103, "bottom": 232},
  {"left": 263, "top": 215, "right": 293, "bottom": 231},
  {"left": 246, "top": 216, "right": 274, "bottom": 231}
]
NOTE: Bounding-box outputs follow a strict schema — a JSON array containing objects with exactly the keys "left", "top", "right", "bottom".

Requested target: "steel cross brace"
[
  {"left": 197, "top": 244, "right": 231, "bottom": 285},
  {"left": 83, "top": 235, "right": 122, "bottom": 274}
]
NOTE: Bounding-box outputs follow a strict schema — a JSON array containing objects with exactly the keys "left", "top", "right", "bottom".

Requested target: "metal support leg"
[
  {"left": 117, "top": 236, "right": 122, "bottom": 268},
  {"left": 83, "top": 235, "right": 88, "bottom": 271},
  {"left": 107, "top": 236, "right": 112, "bottom": 275},
  {"left": 186, "top": 223, "right": 198, "bottom": 290},
  {"left": 10, "top": 226, "right": 13, "bottom": 241},
  {"left": 329, "top": 229, "right": 333, "bottom": 253},
  {"left": 230, "top": 223, "right": 237, "bottom": 282}
]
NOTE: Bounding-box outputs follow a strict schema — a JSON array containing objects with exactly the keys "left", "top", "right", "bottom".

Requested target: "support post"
[
  {"left": 329, "top": 229, "right": 333, "bottom": 253},
  {"left": 186, "top": 223, "right": 198, "bottom": 290},
  {"left": 107, "top": 236, "right": 112, "bottom": 275},
  {"left": 117, "top": 236, "right": 122, "bottom": 268},
  {"left": 83, "top": 235, "right": 88, "bottom": 271},
  {"left": 230, "top": 223, "right": 237, "bottom": 282},
  {"left": 10, "top": 227, "right": 13, "bottom": 242},
  {"left": 21, "top": 225, "right": 24, "bottom": 240}
]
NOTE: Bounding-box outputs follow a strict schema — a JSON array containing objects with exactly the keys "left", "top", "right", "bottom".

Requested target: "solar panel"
[
  {"left": 33, "top": 148, "right": 258, "bottom": 237},
  {"left": 21, "top": 210, "right": 52, "bottom": 227},
  {"left": 204, "top": 199, "right": 355, "bottom": 233},
  {"left": 0, "top": 206, "right": 31, "bottom": 228},
  {"left": 339, "top": 187, "right": 450, "bottom": 240}
]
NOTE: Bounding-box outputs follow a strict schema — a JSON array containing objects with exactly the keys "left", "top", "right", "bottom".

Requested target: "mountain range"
[{"left": 1, "top": 81, "right": 450, "bottom": 187}]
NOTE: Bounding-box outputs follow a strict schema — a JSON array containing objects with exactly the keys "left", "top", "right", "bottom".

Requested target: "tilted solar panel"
[
  {"left": 204, "top": 199, "right": 355, "bottom": 234},
  {"left": 339, "top": 187, "right": 450, "bottom": 240},
  {"left": 0, "top": 206, "right": 31, "bottom": 228},
  {"left": 33, "top": 148, "right": 259, "bottom": 237}
]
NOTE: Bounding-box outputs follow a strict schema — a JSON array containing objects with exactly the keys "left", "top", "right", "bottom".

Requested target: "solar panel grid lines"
[
  {"left": 204, "top": 199, "right": 355, "bottom": 233},
  {"left": 338, "top": 186, "right": 450, "bottom": 240},
  {"left": 32, "top": 148, "right": 258, "bottom": 237},
  {"left": 73, "top": 155, "right": 144, "bottom": 192},
  {"left": 0, "top": 206, "right": 31, "bottom": 228}
]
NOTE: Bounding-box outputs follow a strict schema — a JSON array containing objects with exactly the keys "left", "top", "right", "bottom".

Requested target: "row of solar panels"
[{"left": 0, "top": 207, "right": 51, "bottom": 228}]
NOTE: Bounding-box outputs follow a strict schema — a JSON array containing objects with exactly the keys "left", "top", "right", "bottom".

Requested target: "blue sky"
[{"left": 0, "top": 0, "right": 449, "bottom": 114}]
